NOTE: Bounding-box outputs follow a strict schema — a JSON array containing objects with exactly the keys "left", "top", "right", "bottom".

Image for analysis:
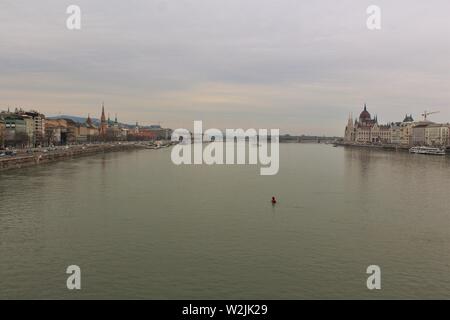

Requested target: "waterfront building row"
[
  {"left": 1, "top": 104, "right": 172, "bottom": 148},
  {"left": 0, "top": 109, "right": 45, "bottom": 148},
  {"left": 344, "top": 105, "right": 450, "bottom": 147}
]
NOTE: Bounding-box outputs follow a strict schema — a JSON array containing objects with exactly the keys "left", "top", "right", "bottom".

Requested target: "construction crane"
[{"left": 421, "top": 110, "right": 440, "bottom": 121}]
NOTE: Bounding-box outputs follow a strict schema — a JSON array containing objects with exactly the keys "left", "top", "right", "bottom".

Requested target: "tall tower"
[
  {"left": 100, "top": 102, "right": 107, "bottom": 135},
  {"left": 86, "top": 113, "right": 93, "bottom": 126},
  {"left": 345, "top": 113, "right": 355, "bottom": 142}
]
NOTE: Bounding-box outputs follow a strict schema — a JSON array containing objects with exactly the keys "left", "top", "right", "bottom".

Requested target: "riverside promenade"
[{"left": 0, "top": 142, "right": 151, "bottom": 172}]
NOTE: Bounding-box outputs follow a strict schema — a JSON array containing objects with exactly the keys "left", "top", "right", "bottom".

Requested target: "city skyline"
[
  {"left": 1, "top": 0, "right": 450, "bottom": 135},
  {"left": 1, "top": 102, "right": 447, "bottom": 136}
]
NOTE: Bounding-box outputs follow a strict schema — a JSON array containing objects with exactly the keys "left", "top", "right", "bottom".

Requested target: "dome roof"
[{"left": 359, "top": 104, "right": 371, "bottom": 120}]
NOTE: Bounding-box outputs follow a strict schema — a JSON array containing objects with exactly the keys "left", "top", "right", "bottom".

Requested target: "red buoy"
[{"left": 271, "top": 196, "right": 277, "bottom": 204}]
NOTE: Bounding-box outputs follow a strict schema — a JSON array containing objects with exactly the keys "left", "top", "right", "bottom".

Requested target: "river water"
[{"left": 1, "top": 144, "right": 449, "bottom": 299}]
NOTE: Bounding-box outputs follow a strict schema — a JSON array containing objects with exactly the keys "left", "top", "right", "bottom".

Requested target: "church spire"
[
  {"left": 86, "top": 113, "right": 92, "bottom": 126},
  {"left": 101, "top": 102, "right": 106, "bottom": 122},
  {"left": 99, "top": 102, "right": 107, "bottom": 136}
]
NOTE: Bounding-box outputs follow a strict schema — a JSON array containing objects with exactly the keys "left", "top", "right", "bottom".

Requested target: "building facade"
[
  {"left": 85, "top": 114, "right": 99, "bottom": 142},
  {"left": 44, "top": 118, "right": 78, "bottom": 145},
  {"left": 345, "top": 105, "right": 391, "bottom": 144},
  {"left": 3, "top": 114, "right": 29, "bottom": 147},
  {"left": 23, "top": 116, "right": 35, "bottom": 147},
  {"left": 0, "top": 117, "right": 5, "bottom": 148},
  {"left": 399, "top": 115, "right": 415, "bottom": 146},
  {"left": 412, "top": 122, "right": 431, "bottom": 146},
  {"left": 390, "top": 122, "right": 402, "bottom": 145},
  {"left": 148, "top": 125, "right": 172, "bottom": 140},
  {"left": 21, "top": 110, "right": 45, "bottom": 147},
  {"left": 424, "top": 124, "right": 449, "bottom": 146},
  {"left": 345, "top": 108, "right": 416, "bottom": 146}
]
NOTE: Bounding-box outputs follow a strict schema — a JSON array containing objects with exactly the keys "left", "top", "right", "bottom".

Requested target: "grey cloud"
[{"left": 1, "top": 0, "right": 449, "bottom": 135}]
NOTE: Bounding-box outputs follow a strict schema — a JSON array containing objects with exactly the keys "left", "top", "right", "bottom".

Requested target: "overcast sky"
[{"left": 1, "top": 0, "right": 449, "bottom": 135}]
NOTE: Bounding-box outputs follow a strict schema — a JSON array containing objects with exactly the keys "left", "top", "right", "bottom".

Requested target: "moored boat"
[{"left": 409, "top": 146, "right": 446, "bottom": 155}]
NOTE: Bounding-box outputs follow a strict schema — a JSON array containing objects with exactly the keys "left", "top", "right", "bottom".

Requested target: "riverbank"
[
  {"left": 333, "top": 141, "right": 450, "bottom": 156},
  {"left": 0, "top": 142, "right": 169, "bottom": 172},
  {"left": 334, "top": 141, "right": 411, "bottom": 151}
]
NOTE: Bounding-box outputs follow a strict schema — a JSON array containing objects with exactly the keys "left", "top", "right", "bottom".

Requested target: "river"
[{"left": 1, "top": 144, "right": 449, "bottom": 299}]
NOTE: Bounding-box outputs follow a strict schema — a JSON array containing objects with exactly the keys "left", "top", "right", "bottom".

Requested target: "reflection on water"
[{"left": 0, "top": 145, "right": 450, "bottom": 299}]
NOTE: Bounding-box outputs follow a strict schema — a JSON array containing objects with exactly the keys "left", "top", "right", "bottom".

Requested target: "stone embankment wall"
[{"left": 0, "top": 144, "right": 143, "bottom": 172}]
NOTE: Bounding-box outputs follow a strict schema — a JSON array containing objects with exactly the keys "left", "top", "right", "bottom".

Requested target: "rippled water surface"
[{"left": 1, "top": 144, "right": 450, "bottom": 299}]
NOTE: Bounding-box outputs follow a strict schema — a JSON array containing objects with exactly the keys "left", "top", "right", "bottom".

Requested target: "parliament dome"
[{"left": 359, "top": 104, "right": 371, "bottom": 121}]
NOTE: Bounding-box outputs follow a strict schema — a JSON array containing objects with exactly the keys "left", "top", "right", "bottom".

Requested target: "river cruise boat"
[{"left": 409, "top": 146, "right": 446, "bottom": 155}]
